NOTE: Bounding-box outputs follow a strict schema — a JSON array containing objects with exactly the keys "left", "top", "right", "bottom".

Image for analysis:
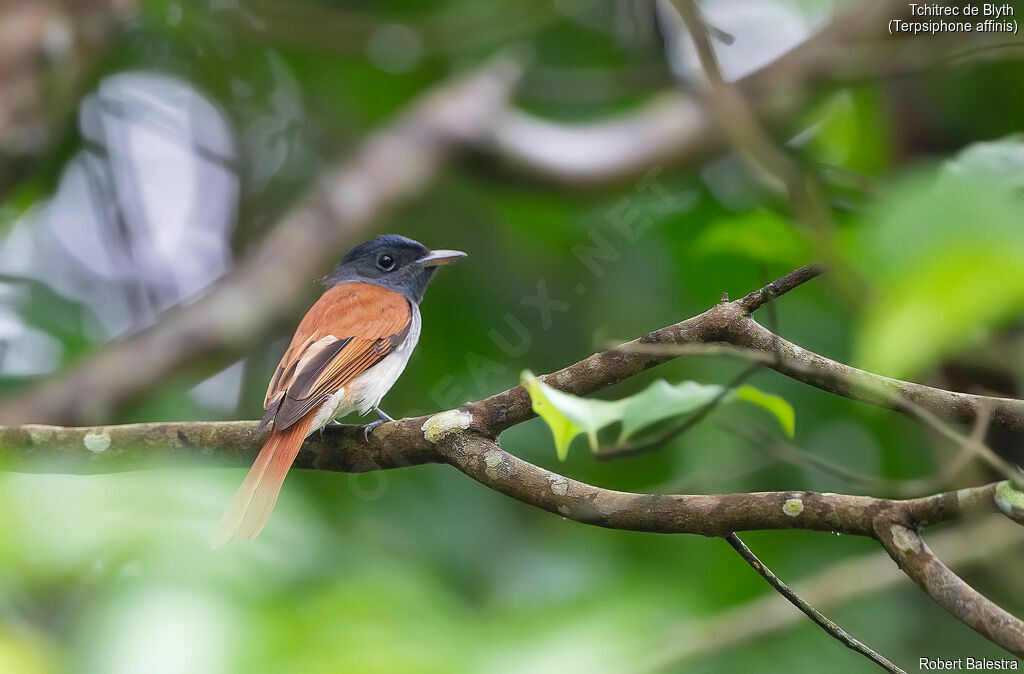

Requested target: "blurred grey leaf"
[
  {"left": 655, "top": 0, "right": 833, "bottom": 84},
  {"left": 0, "top": 72, "right": 239, "bottom": 380}
]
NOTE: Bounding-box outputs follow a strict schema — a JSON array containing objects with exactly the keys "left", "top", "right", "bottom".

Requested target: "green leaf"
[
  {"left": 618, "top": 380, "right": 726, "bottom": 441},
  {"left": 522, "top": 372, "right": 795, "bottom": 460},
  {"left": 734, "top": 385, "right": 795, "bottom": 437},
  {"left": 521, "top": 371, "right": 626, "bottom": 461}
]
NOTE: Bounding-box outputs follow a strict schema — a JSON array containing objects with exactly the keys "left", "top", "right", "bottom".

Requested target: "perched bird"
[{"left": 212, "top": 234, "right": 465, "bottom": 548}]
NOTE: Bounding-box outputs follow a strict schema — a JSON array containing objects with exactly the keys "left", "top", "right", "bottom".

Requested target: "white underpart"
[
  {"left": 309, "top": 388, "right": 347, "bottom": 432},
  {"left": 305, "top": 304, "right": 422, "bottom": 437}
]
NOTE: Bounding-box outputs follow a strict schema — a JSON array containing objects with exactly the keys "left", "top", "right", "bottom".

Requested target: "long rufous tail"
[{"left": 211, "top": 415, "right": 314, "bottom": 549}]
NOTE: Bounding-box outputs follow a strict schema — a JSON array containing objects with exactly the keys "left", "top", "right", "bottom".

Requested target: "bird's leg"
[
  {"left": 319, "top": 419, "right": 343, "bottom": 441},
  {"left": 363, "top": 407, "right": 395, "bottom": 442}
]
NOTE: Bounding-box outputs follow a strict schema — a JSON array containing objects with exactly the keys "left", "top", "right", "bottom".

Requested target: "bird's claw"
[{"left": 363, "top": 419, "right": 385, "bottom": 443}]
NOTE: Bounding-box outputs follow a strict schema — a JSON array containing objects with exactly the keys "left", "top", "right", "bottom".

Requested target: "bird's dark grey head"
[{"left": 324, "top": 234, "right": 466, "bottom": 304}]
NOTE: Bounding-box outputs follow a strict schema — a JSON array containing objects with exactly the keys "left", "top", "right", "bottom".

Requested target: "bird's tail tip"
[{"left": 210, "top": 418, "right": 312, "bottom": 550}]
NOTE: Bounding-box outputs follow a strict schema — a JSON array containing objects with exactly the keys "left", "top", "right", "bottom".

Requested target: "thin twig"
[
  {"left": 724, "top": 533, "right": 907, "bottom": 674},
  {"left": 738, "top": 264, "right": 822, "bottom": 313},
  {"left": 727, "top": 417, "right": 967, "bottom": 498},
  {"left": 643, "top": 517, "right": 1022, "bottom": 671},
  {"left": 654, "top": 452, "right": 776, "bottom": 494},
  {"left": 671, "top": 1, "right": 835, "bottom": 236},
  {"left": 725, "top": 398, "right": 994, "bottom": 498}
]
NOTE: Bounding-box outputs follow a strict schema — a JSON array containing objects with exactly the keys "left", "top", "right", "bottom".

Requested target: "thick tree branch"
[
  {"left": 0, "top": 420, "right": 435, "bottom": 474},
  {"left": 722, "top": 315, "right": 1024, "bottom": 431},
  {"left": 0, "top": 419, "right": 1003, "bottom": 535},
  {"left": 446, "top": 433, "right": 1017, "bottom": 656},
  {"left": 0, "top": 54, "right": 524, "bottom": 426},
  {"left": 443, "top": 436, "right": 1001, "bottom": 539}
]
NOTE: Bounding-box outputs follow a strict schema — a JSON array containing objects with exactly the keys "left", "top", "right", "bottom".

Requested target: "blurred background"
[{"left": 1, "top": 0, "right": 1023, "bottom": 672}]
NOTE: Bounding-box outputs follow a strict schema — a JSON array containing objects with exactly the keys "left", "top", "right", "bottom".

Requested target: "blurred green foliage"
[
  {"left": 852, "top": 138, "right": 1024, "bottom": 378},
  {"left": 1, "top": 1, "right": 1023, "bottom": 673}
]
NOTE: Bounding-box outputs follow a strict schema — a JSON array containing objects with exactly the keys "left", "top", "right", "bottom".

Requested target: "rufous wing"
[{"left": 213, "top": 283, "right": 411, "bottom": 548}]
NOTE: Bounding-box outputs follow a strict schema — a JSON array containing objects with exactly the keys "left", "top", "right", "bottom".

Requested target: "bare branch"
[
  {"left": 737, "top": 264, "right": 823, "bottom": 313},
  {"left": 725, "top": 533, "right": 906, "bottom": 673},
  {"left": 0, "top": 420, "right": 436, "bottom": 475},
  {"left": 445, "top": 434, "right": 868, "bottom": 536},
  {"left": 488, "top": 93, "right": 718, "bottom": 188},
  {"left": 722, "top": 313, "right": 1024, "bottom": 433},
  {"left": 4, "top": 417, "right": 1003, "bottom": 537},
  {"left": 875, "top": 516, "right": 1024, "bottom": 656}
]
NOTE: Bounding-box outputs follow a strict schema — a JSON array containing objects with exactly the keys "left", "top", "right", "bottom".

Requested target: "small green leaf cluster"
[{"left": 522, "top": 371, "right": 794, "bottom": 460}]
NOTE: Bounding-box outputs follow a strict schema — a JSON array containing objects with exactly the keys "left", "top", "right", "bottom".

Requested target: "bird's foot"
[
  {"left": 363, "top": 407, "right": 395, "bottom": 442},
  {"left": 363, "top": 419, "right": 384, "bottom": 443}
]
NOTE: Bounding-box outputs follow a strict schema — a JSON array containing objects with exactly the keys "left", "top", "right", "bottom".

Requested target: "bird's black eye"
[{"left": 377, "top": 254, "right": 395, "bottom": 271}]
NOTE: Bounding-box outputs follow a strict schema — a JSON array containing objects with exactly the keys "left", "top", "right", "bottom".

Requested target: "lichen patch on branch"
[
  {"left": 421, "top": 409, "right": 472, "bottom": 443},
  {"left": 546, "top": 474, "right": 568, "bottom": 496},
  {"left": 889, "top": 524, "right": 922, "bottom": 554},
  {"left": 83, "top": 430, "right": 111, "bottom": 453}
]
